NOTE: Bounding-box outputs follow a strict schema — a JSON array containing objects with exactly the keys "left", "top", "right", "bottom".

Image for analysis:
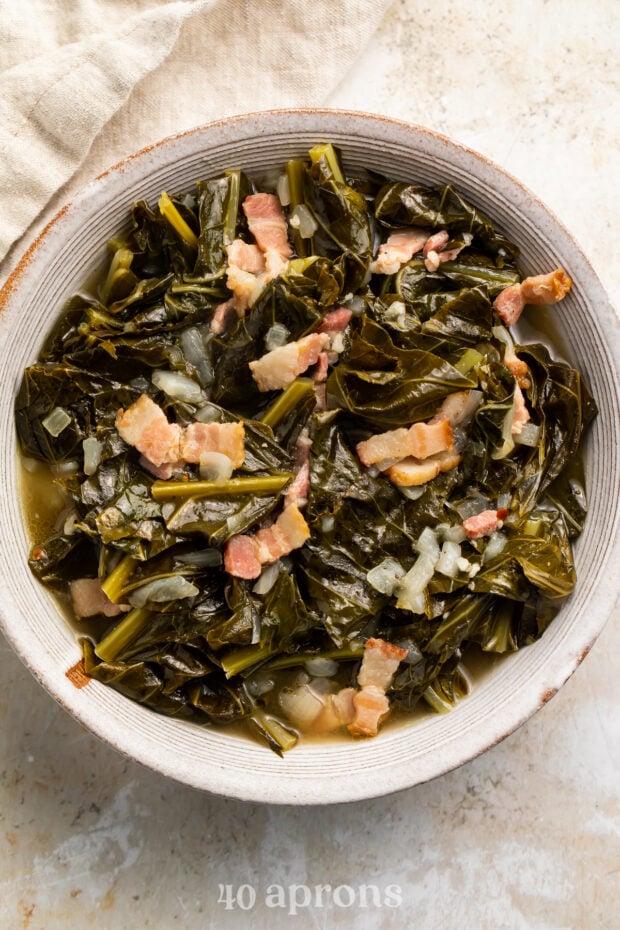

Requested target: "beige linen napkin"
[{"left": 0, "top": 0, "right": 393, "bottom": 270}]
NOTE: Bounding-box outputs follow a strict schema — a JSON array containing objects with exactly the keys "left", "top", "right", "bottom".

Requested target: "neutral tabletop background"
[{"left": 1, "top": 2, "right": 619, "bottom": 928}]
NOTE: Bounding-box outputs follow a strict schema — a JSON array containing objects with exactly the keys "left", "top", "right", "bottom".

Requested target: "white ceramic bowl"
[{"left": 1, "top": 110, "right": 619, "bottom": 804}]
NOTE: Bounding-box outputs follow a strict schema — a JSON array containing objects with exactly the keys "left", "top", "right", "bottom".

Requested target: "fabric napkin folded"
[{"left": 0, "top": 0, "right": 393, "bottom": 269}]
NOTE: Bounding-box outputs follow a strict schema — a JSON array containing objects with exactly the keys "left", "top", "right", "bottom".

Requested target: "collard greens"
[{"left": 17, "top": 144, "right": 596, "bottom": 753}]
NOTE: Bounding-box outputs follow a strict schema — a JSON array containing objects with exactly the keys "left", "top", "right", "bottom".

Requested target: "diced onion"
[
  {"left": 128, "top": 575, "right": 199, "bottom": 607},
  {"left": 456, "top": 557, "right": 471, "bottom": 572},
  {"left": 443, "top": 523, "right": 467, "bottom": 543},
  {"left": 320, "top": 516, "right": 335, "bottom": 533},
  {"left": 514, "top": 422, "right": 541, "bottom": 447},
  {"left": 289, "top": 204, "right": 318, "bottom": 238},
  {"left": 399, "top": 486, "right": 425, "bottom": 501},
  {"left": 194, "top": 403, "right": 222, "bottom": 423},
  {"left": 199, "top": 451, "right": 234, "bottom": 482},
  {"left": 436, "top": 541, "right": 462, "bottom": 578},
  {"left": 276, "top": 173, "right": 291, "bottom": 206},
  {"left": 252, "top": 562, "right": 280, "bottom": 596},
  {"left": 367, "top": 557, "right": 405, "bottom": 595},
  {"left": 265, "top": 322, "right": 290, "bottom": 352},
  {"left": 63, "top": 510, "right": 78, "bottom": 536},
  {"left": 42, "top": 407, "right": 71, "bottom": 437},
  {"left": 279, "top": 684, "right": 324, "bottom": 729},
  {"left": 82, "top": 437, "right": 103, "bottom": 476},
  {"left": 180, "top": 328, "right": 214, "bottom": 387},
  {"left": 453, "top": 495, "right": 491, "bottom": 520},
  {"left": 415, "top": 527, "right": 440, "bottom": 562},
  {"left": 304, "top": 657, "right": 339, "bottom": 678},
  {"left": 152, "top": 369, "right": 204, "bottom": 404},
  {"left": 246, "top": 675, "right": 275, "bottom": 697},
  {"left": 396, "top": 554, "right": 436, "bottom": 612},
  {"left": 345, "top": 296, "right": 366, "bottom": 316},
  {"left": 483, "top": 531, "right": 508, "bottom": 563},
  {"left": 51, "top": 460, "right": 79, "bottom": 477}
]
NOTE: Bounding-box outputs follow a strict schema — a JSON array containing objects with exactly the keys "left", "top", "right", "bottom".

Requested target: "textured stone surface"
[{"left": 1, "top": 1, "right": 619, "bottom": 927}]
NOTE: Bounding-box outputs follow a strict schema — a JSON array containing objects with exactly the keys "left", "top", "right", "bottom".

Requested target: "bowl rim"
[{"left": 1, "top": 107, "right": 619, "bottom": 804}]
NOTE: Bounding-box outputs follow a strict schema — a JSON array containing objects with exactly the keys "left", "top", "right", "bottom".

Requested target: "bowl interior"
[{"left": 1, "top": 110, "right": 619, "bottom": 804}]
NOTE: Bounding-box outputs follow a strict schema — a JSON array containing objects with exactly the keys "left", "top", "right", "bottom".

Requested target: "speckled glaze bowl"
[{"left": 1, "top": 110, "right": 619, "bottom": 804}]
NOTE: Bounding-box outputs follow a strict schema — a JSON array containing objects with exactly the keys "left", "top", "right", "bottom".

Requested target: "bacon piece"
[
  {"left": 249, "top": 332, "right": 330, "bottom": 392},
  {"left": 180, "top": 421, "right": 245, "bottom": 468},
  {"left": 225, "top": 239, "right": 266, "bottom": 274},
  {"left": 356, "top": 418, "right": 454, "bottom": 468},
  {"left": 210, "top": 297, "right": 238, "bottom": 335},
  {"left": 115, "top": 394, "right": 182, "bottom": 467},
  {"left": 317, "top": 307, "right": 353, "bottom": 334},
  {"left": 494, "top": 268, "right": 572, "bottom": 326},
  {"left": 117, "top": 395, "right": 245, "bottom": 472},
  {"left": 226, "top": 263, "right": 264, "bottom": 312},
  {"left": 242, "top": 193, "right": 293, "bottom": 261},
  {"left": 503, "top": 344, "right": 531, "bottom": 388},
  {"left": 348, "top": 686, "right": 391, "bottom": 737},
  {"left": 430, "top": 390, "right": 478, "bottom": 427},
  {"left": 255, "top": 504, "right": 310, "bottom": 563},
  {"left": 70, "top": 578, "right": 130, "bottom": 620},
  {"left": 358, "top": 637, "right": 408, "bottom": 691},
  {"left": 284, "top": 461, "right": 310, "bottom": 509},
  {"left": 385, "top": 451, "right": 461, "bottom": 487},
  {"left": 224, "top": 504, "right": 310, "bottom": 578},
  {"left": 370, "top": 228, "right": 429, "bottom": 275},
  {"left": 512, "top": 383, "right": 530, "bottom": 435},
  {"left": 520, "top": 269, "right": 572, "bottom": 304},
  {"left": 313, "top": 351, "right": 329, "bottom": 384},
  {"left": 462, "top": 508, "right": 507, "bottom": 540},
  {"left": 223, "top": 534, "right": 262, "bottom": 580},
  {"left": 424, "top": 230, "right": 473, "bottom": 272},
  {"left": 493, "top": 284, "right": 525, "bottom": 326}
]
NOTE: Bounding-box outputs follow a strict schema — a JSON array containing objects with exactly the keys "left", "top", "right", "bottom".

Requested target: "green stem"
[
  {"left": 260, "top": 647, "right": 364, "bottom": 673},
  {"left": 101, "top": 555, "right": 137, "bottom": 604},
  {"left": 260, "top": 378, "right": 315, "bottom": 429},
  {"left": 158, "top": 192, "right": 198, "bottom": 249},
  {"left": 249, "top": 709, "right": 298, "bottom": 754},
  {"left": 309, "top": 143, "right": 345, "bottom": 185},
  {"left": 286, "top": 159, "right": 310, "bottom": 257},
  {"left": 151, "top": 474, "right": 294, "bottom": 501},
  {"left": 95, "top": 607, "right": 152, "bottom": 663},
  {"left": 224, "top": 169, "right": 242, "bottom": 246},
  {"left": 221, "top": 644, "right": 274, "bottom": 679}
]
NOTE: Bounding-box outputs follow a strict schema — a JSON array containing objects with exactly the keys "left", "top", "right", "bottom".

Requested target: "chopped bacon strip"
[
  {"left": 180, "top": 421, "right": 245, "bottom": 468},
  {"left": 242, "top": 193, "right": 293, "bottom": 262},
  {"left": 358, "top": 637, "right": 408, "bottom": 691},
  {"left": 249, "top": 332, "right": 330, "bottom": 391},
  {"left": 462, "top": 508, "right": 508, "bottom": 540},
  {"left": 225, "top": 263, "right": 263, "bottom": 312},
  {"left": 313, "top": 350, "right": 329, "bottom": 383},
  {"left": 225, "top": 239, "right": 266, "bottom": 274},
  {"left": 210, "top": 297, "right": 237, "bottom": 335},
  {"left": 520, "top": 269, "right": 572, "bottom": 304},
  {"left": 430, "top": 390, "right": 478, "bottom": 426},
  {"left": 386, "top": 451, "right": 461, "bottom": 487},
  {"left": 70, "top": 578, "right": 130, "bottom": 620},
  {"left": 317, "top": 307, "right": 353, "bottom": 334},
  {"left": 284, "top": 461, "right": 310, "bottom": 509},
  {"left": 511, "top": 383, "right": 530, "bottom": 436},
  {"left": 494, "top": 268, "right": 572, "bottom": 326},
  {"left": 116, "top": 395, "right": 245, "bottom": 472},
  {"left": 503, "top": 345, "right": 531, "bottom": 388},
  {"left": 370, "top": 228, "right": 429, "bottom": 275},
  {"left": 424, "top": 230, "right": 473, "bottom": 272},
  {"left": 115, "top": 394, "right": 182, "bottom": 467},
  {"left": 356, "top": 418, "right": 454, "bottom": 468},
  {"left": 224, "top": 504, "right": 310, "bottom": 579},
  {"left": 223, "top": 534, "right": 262, "bottom": 580},
  {"left": 348, "top": 686, "right": 391, "bottom": 737}
]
